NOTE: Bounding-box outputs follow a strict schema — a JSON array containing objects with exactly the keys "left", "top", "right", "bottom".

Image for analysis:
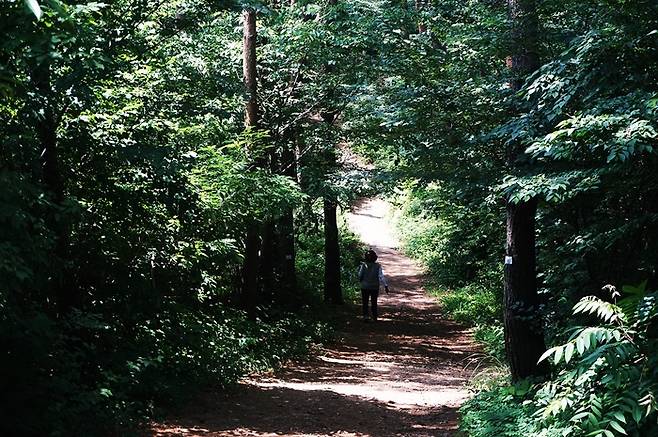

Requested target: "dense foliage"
[
  {"left": 460, "top": 287, "right": 658, "bottom": 437},
  {"left": 372, "top": 0, "right": 658, "bottom": 436},
  {"left": 2, "top": 0, "right": 657, "bottom": 435},
  {"left": 0, "top": 0, "right": 369, "bottom": 434}
]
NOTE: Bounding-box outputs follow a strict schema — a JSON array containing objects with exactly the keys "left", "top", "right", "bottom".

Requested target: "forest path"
[{"left": 154, "top": 198, "right": 477, "bottom": 437}]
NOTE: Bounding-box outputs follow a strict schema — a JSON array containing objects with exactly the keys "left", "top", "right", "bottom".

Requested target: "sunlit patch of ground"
[{"left": 153, "top": 198, "right": 478, "bottom": 437}]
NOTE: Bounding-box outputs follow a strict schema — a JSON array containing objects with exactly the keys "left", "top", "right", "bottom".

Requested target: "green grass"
[{"left": 426, "top": 282, "right": 506, "bottom": 363}]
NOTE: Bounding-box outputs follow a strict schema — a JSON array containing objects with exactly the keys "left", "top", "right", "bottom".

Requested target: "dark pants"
[{"left": 361, "top": 288, "right": 379, "bottom": 320}]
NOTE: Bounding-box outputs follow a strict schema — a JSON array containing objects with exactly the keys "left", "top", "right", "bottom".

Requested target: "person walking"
[{"left": 358, "top": 249, "right": 389, "bottom": 321}]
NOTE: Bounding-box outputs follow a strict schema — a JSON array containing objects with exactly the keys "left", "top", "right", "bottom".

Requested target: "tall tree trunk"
[
  {"left": 323, "top": 197, "right": 342, "bottom": 304},
  {"left": 31, "top": 61, "right": 73, "bottom": 315},
  {"left": 504, "top": 0, "right": 547, "bottom": 380},
  {"left": 504, "top": 199, "right": 547, "bottom": 378},
  {"left": 277, "top": 210, "right": 297, "bottom": 305},
  {"left": 260, "top": 144, "right": 279, "bottom": 304},
  {"left": 241, "top": 8, "right": 260, "bottom": 317},
  {"left": 242, "top": 227, "right": 260, "bottom": 316},
  {"left": 320, "top": 0, "right": 343, "bottom": 305},
  {"left": 321, "top": 137, "right": 342, "bottom": 305},
  {"left": 260, "top": 221, "right": 277, "bottom": 304},
  {"left": 415, "top": 0, "right": 427, "bottom": 33},
  {"left": 243, "top": 10, "right": 258, "bottom": 128},
  {"left": 277, "top": 142, "right": 298, "bottom": 306}
]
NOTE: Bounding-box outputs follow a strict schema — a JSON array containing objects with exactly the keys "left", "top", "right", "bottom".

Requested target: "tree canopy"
[{"left": 1, "top": 0, "right": 657, "bottom": 435}]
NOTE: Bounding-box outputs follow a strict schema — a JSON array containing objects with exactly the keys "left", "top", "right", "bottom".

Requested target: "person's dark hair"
[{"left": 364, "top": 249, "right": 378, "bottom": 262}]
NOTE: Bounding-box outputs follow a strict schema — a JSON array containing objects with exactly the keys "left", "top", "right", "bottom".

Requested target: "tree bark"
[
  {"left": 320, "top": 0, "right": 343, "bottom": 305},
  {"left": 277, "top": 143, "right": 298, "bottom": 306},
  {"left": 242, "top": 227, "right": 260, "bottom": 317},
  {"left": 323, "top": 197, "right": 342, "bottom": 304},
  {"left": 320, "top": 114, "right": 342, "bottom": 306},
  {"left": 321, "top": 145, "right": 342, "bottom": 305},
  {"left": 31, "top": 61, "right": 73, "bottom": 315},
  {"left": 507, "top": 0, "right": 539, "bottom": 91},
  {"left": 243, "top": 9, "right": 258, "bottom": 128},
  {"left": 504, "top": 0, "right": 547, "bottom": 380},
  {"left": 260, "top": 221, "right": 277, "bottom": 304},
  {"left": 504, "top": 199, "right": 548, "bottom": 378},
  {"left": 415, "top": 0, "right": 427, "bottom": 33},
  {"left": 241, "top": 8, "right": 260, "bottom": 317},
  {"left": 276, "top": 210, "right": 297, "bottom": 306}
]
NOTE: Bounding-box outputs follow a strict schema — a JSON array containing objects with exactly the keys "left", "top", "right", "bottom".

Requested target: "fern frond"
[{"left": 573, "top": 296, "right": 625, "bottom": 324}]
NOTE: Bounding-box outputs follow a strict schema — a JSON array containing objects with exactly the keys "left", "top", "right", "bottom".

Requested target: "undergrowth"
[
  {"left": 0, "top": 227, "right": 362, "bottom": 436},
  {"left": 389, "top": 186, "right": 506, "bottom": 365},
  {"left": 297, "top": 220, "right": 364, "bottom": 305},
  {"left": 461, "top": 286, "right": 658, "bottom": 437}
]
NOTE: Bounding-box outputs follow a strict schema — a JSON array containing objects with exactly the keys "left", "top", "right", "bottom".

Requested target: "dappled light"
[
  {"left": 154, "top": 199, "right": 477, "bottom": 436},
  {"left": 5, "top": 0, "right": 656, "bottom": 434}
]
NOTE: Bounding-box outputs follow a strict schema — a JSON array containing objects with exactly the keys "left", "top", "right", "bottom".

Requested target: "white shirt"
[{"left": 357, "top": 262, "right": 388, "bottom": 288}]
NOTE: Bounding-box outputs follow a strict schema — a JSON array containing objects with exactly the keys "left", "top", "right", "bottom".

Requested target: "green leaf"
[
  {"left": 583, "top": 331, "right": 592, "bottom": 349},
  {"left": 564, "top": 342, "right": 575, "bottom": 363},
  {"left": 538, "top": 347, "right": 556, "bottom": 363},
  {"left": 608, "top": 420, "right": 627, "bottom": 435},
  {"left": 612, "top": 411, "right": 626, "bottom": 424},
  {"left": 25, "top": 0, "right": 42, "bottom": 19},
  {"left": 554, "top": 345, "right": 564, "bottom": 364},
  {"left": 571, "top": 411, "right": 590, "bottom": 422}
]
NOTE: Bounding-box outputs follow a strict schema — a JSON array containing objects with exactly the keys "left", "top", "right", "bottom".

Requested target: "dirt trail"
[{"left": 154, "top": 198, "right": 477, "bottom": 437}]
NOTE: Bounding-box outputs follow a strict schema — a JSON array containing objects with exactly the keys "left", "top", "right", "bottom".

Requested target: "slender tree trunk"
[
  {"left": 260, "top": 221, "right": 277, "bottom": 304},
  {"left": 503, "top": 0, "right": 547, "bottom": 380},
  {"left": 269, "top": 0, "right": 300, "bottom": 306},
  {"left": 321, "top": 140, "right": 342, "bottom": 305},
  {"left": 277, "top": 143, "right": 298, "bottom": 306},
  {"left": 242, "top": 227, "right": 260, "bottom": 316},
  {"left": 260, "top": 144, "right": 279, "bottom": 304},
  {"left": 241, "top": 8, "right": 260, "bottom": 317},
  {"left": 277, "top": 211, "right": 297, "bottom": 305},
  {"left": 323, "top": 197, "right": 342, "bottom": 304},
  {"left": 39, "top": 115, "right": 64, "bottom": 205},
  {"left": 320, "top": 0, "right": 343, "bottom": 305},
  {"left": 31, "top": 61, "right": 73, "bottom": 315},
  {"left": 415, "top": 0, "right": 427, "bottom": 33},
  {"left": 243, "top": 10, "right": 258, "bottom": 128}
]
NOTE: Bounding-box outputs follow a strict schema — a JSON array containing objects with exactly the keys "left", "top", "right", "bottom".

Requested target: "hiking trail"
[{"left": 154, "top": 198, "right": 478, "bottom": 437}]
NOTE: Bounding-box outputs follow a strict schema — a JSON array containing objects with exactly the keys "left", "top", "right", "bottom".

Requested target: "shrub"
[
  {"left": 461, "top": 284, "right": 658, "bottom": 437},
  {"left": 438, "top": 283, "right": 501, "bottom": 327},
  {"left": 473, "top": 324, "right": 506, "bottom": 363},
  {"left": 296, "top": 221, "right": 365, "bottom": 304},
  {"left": 533, "top": 285, "right": 658, "bottom": 436},
  {"left": 391, "top": 184, "right": 502, "bottom": 289},
  {"left": 460, "top": 384, "right": 556, "bottom": 437}
]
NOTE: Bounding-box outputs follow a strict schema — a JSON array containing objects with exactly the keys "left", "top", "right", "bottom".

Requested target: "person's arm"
[
  {"left": 379, "top": 265, "right": 389, "bottom": 293},
  {"left": 358, "top": 263, "right": 365, "bottom": 281}
]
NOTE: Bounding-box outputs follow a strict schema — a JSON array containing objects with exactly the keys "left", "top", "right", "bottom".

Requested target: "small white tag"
[{"left": 504, "top": 256, "right": 513, "bottom": 265}]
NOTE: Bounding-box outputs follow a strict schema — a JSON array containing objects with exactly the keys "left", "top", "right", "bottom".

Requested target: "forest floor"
[{"left": 153, "top": 198, "right": 478, "bottom": 437}]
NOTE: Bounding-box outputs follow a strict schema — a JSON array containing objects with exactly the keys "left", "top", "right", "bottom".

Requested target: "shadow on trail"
[
  {"left": 156, "top": 384, "right": 458, "bottom": 437},
  {"left": 153, "top": 198, "right": 478, "bottom": 437}
]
